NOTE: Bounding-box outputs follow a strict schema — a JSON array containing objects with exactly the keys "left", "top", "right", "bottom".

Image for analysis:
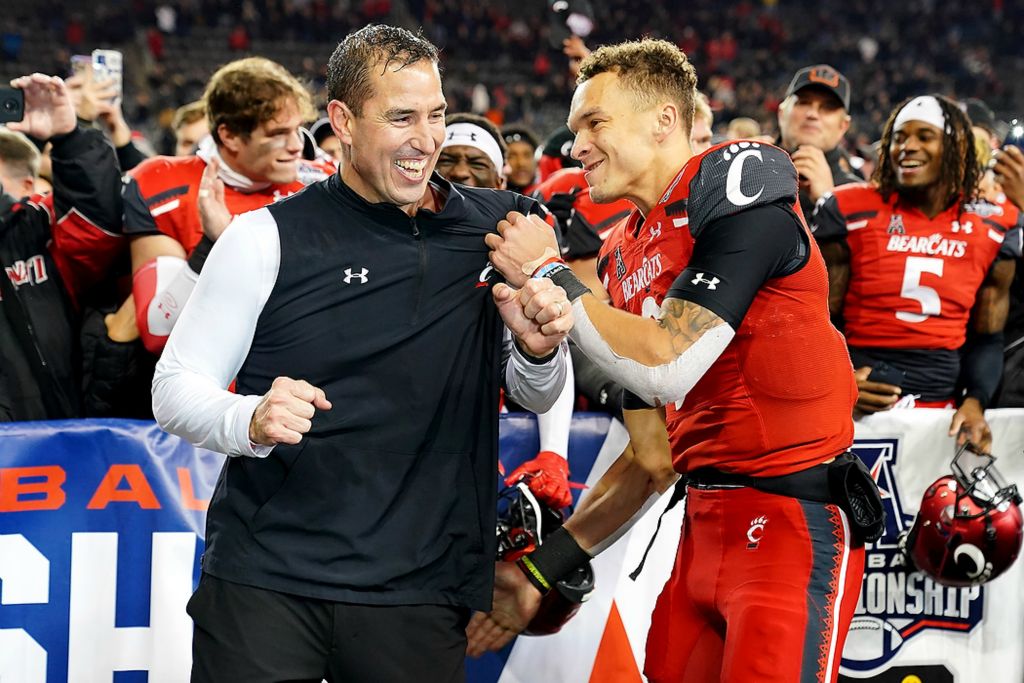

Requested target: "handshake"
[{"left": 488, "top": 211, "right": 576, "bottom": 359}]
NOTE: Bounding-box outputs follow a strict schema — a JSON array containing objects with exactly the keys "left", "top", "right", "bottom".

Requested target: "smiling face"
[
  {"left": 218, "top": 97, "right": 305, "bottom": 184},
  {"left": 436, "top": 144, "right": 502, "bottom": 189},
  {"left": 568, "top": 71, "right": 661, "bottom": 207},
  {"left": 330, "top": 59, "right": 446, "bottom": 213},
  {"left": 890, "top": 120, "right": 943, "bottom": 190},
  {"left": 778, "top": 87, "right": 850, "bottom": 152}
]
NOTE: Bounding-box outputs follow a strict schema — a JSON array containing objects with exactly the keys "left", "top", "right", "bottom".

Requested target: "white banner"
[{"left": 502, "top": 409, "right": 1024, "bottom": 683}]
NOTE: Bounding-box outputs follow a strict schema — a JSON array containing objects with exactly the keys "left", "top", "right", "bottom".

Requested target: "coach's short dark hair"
[{"left": 327, "top": 24, "right": 439, "bottom": 116}]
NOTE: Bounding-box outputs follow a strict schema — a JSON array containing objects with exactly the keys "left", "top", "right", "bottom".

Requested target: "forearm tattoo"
[{"left": 658, "top": 299, "right": 726, "bottom": 357}]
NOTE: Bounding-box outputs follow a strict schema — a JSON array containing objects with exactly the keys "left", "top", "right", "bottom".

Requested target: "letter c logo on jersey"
[
  {"left": 746, "top": 515, "right": 768, "bottom": 549},
  {"left": 723, "top": 143, "right": 765, "bottom": 207}
]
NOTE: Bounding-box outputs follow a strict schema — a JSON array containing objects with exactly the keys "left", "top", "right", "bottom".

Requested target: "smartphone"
[
  {"left": 0, "top": 86, "right": 24, "bottom": 124},
  {"left": 70, "top": 54, "right": 91, "bottom": 79},
  {"left": 91, "top": 49, "right": 123, "bottom": 104},
  {"left": 1004, "top": 119, "right": 1024, "bottom": 150},
  {"left": 867, "top": 361, "right": 906, "bottom": 388}
]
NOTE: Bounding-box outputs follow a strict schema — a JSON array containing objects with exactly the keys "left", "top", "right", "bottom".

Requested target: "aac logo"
[
  {"left": 343, "top": 267, "right": 369, "bottom": 284},
  {"left": 841, "top": 439, "right": 985, "bottom": 675}
]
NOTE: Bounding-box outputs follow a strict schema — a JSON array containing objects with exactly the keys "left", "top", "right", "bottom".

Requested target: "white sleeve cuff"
[
  {"left": 232, "top": 393, "right": 275, "bottom": 458},
  {"left": 505, "top": 339, "right": 569, "bottom": 413}
]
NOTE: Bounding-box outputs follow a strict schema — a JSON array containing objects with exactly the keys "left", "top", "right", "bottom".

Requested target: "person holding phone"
[
  {"left": 0, "top": 73, "right": 125, "bottom": 420},
  {"left": 811, "top": 95, "right": 1023, "bottom": 450},
  {"left": 990, "top": 120, "right": 1024, "bottom": 406}
]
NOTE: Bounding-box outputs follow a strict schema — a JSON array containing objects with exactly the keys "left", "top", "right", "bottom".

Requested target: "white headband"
[
  {"left": 894, "top": 96, "right": 948, "bottom": 133},
  {"left": 441, "top": 122, "right": 505, "bottom": 177}
]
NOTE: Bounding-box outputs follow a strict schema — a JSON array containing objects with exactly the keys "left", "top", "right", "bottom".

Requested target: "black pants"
[{"left": 187, "top": 573, "right": 470, "bottom": 683}]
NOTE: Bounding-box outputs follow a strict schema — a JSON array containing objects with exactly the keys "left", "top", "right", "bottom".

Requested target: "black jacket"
[
  {"left": 204, "top": 173, "right": 538, "bottom": 610},
  {"left": 0, "top": 127, "right": 124, "bottom": 420},
  {"left": 776, "top": 138, "right": 861, "bottom": 219}
]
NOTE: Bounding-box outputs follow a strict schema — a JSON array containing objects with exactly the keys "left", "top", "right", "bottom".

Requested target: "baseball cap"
[
  {"left": 785, "top": 65, "right": 851, "bottom": 111},
  {"left": 963, "top": 98, "right": 998, "bottom": 134}
]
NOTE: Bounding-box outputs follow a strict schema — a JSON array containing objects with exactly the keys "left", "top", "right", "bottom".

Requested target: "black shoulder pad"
[{"left": 686, "top": 142, "right": 798, "bottom": 238}]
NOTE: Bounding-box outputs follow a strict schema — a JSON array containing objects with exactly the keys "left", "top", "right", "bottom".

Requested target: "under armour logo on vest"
[
  {"left": 343, "top": 267, "right": 369, "bottom": 284},
  {"left": 691, "top": 273, "right": 719, "bottom": 290}
]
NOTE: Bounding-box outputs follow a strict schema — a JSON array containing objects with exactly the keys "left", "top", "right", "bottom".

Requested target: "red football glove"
[{"left": 504, "top": 450, "right": 573, "bottom": 509}]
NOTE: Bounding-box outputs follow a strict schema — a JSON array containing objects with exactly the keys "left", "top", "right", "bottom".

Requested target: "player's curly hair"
[
  {"left": 327, "top": 24, "right": 440, "bottom": 116},
  {"left": 204, "top": 57, "right": 314, "bottom": 144},
  {"left": 576, "top": 39, "right": 698, "bottom": 135},
  {"left": 873, "top": 95, "right": 979, "bottom": 214}
]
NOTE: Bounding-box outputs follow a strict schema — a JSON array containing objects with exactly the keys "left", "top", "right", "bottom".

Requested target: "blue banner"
[{"left": 0, "top": 415, "right": 610, "bottom": 683}]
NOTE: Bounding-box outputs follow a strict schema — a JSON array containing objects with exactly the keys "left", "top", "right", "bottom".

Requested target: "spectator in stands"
[
  {"left": 690, "top": 92, "right": 713, "bottom": 154},
  {"left": 726, "top": 116, "right": 761, "bottom": 141},
  {"left": 171, "top": 100, "right": 208, "bottom": 157},
  {"left": 436, "top": 112, "right": 577, "bottom": 510},
  {"left": 501, "top": 124, "right": 541, "bottom": 195},
  {"left": 0, "top": 73, "right": 125, "bottom": 421},
  {"left": 122, "top": 57, "right": 333, "bottom": 356},
  {"left": 812, "top": 95, "right": 1022, "bottom": 450},
  {"left": 778, "top": 65, "right": 860, "bottom": 217}
]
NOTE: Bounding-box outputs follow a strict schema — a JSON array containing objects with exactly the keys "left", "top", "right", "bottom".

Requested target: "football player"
[
  {"left": 811, "top": 95, "right": 1022, "bottom": 451},
  {"left": 123, "top": 57, "right": 333, "bottom": 354},
  {"left": 470, "top": 39, "right": 869, "bottom": 683}
]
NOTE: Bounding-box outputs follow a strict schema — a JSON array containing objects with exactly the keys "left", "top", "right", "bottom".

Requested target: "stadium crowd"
[
  {"left": 2, "top": 7, "right": 1024, "bottom": 679},
  {"left": 1, "top": 0, "right": 1024, "bottom": 514}
]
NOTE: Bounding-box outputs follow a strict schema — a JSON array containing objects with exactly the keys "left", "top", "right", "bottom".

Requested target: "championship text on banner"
[{"left": 1, "top": 411, "right": 1022, "bottom": 683}]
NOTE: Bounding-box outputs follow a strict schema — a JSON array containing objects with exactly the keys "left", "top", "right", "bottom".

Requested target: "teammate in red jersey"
[
  {"left": 122, "top": 57, "right": 333, "bottom": 353},
  {"left": 468, "top": 39, "right": 876, "bottom": 683},
  {"left": 811, "top": 95, "right": 1022, "bottom": 450}
]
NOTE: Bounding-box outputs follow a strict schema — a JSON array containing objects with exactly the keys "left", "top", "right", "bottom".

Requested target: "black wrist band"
[
  {"left": 187, "top": 236, "right": 215, "bottom": 274},
  {"left": 540, "top": 263, "right": 591, "bottom": 302},
  {"left": 514, "top": 338, "right": 559, "bottom": 364},
  {"left": 623, "top": 389, "right": 654, "bottom": 411},
  {"left": 516, "top": 526, "right": 590, "bottom": 594}
]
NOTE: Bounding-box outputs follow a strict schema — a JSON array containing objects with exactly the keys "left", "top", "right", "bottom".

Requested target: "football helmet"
[
  {"left": 496, "top": 482, "right": 595, "bottom": 635},
  {"left": 905, "top": 442, "right": 1023, "bottom": 587}
]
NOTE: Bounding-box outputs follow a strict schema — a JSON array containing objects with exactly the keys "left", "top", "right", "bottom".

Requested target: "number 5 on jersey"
[{"left": 897, "top": 256, "right": 943, "bottom": 323}]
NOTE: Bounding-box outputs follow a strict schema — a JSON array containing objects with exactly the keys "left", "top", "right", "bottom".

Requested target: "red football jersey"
[
  {"left": 812, "top": 183, "right": 1023, "bottom": 350},
  {"left": 598, "top": 141, "right": 856, "bottom": 477},
  {"left": 124, "top": 155, "right": 333, "bottom": 254}
]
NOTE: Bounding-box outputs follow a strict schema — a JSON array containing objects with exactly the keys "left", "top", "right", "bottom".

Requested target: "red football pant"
[{"left": 645, "top": 486, "right": 865, "bottom": 683}]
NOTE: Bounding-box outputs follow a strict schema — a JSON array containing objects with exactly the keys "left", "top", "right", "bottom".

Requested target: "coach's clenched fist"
[{"left": 249, "top": 377, "right": 332, "bottom": 446}]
